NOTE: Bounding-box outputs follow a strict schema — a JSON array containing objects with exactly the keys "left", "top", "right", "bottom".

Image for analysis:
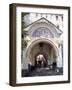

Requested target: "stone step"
[{"left": 22, "top": 67, "right": 63, "bottom": 77}]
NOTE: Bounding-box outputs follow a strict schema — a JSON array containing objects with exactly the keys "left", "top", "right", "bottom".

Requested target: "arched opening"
[{"left": 26, "top": 38, "right": 58, "bottom": 70}]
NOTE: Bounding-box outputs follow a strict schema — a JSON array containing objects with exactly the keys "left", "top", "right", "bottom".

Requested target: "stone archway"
[{"left": 26, "top": 38, "right": 59, "bottom": 67}]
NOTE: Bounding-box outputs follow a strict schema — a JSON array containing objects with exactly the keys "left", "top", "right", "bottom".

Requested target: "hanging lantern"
[
  {"left": 61, "top": 15, "right": 63, "bottom": 21},
  {"left": 61, "top": 15, "right": 63, "bottom": 28},
  {"left": 39, "top": 42, "right": 43, "bottom": 47},
  {"left": 56, "top": 15, "right": 58, "bottom": 20}
]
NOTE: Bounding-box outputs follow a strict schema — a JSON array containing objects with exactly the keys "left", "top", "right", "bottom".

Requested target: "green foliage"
[
  {"left": 21, "top": 12, "right": 29, "bottom": 30},
  {"left": 21, "top": 13, "right": 29, "bottom": 49},
  {"left": 22, "top": 39, "right": 27, "bottom": 49}
]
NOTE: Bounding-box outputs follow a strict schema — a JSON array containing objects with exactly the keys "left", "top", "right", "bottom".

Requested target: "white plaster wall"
[{"left": 25, "top": 12, "right": 63, "bottom": 31}]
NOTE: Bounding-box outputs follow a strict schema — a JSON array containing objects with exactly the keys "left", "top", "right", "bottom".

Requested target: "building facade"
[{"left": 21, "top": 14, "right": 63, "bottom": 71}]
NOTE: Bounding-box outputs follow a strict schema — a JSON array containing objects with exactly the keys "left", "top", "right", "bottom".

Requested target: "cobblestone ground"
[{"left": 22, "top": 67, "right": 63, "bottom": 77}]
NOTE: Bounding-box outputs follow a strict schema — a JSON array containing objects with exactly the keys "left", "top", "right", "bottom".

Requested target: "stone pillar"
[
  {"left": 48, "top": 48, "right": 53, "bottom": 65},
  {"left": 57, "top": 44, "right": 63, "bottom": 67},
  {"left": 22, "top": 49, "right": 28, "bottom": 69},
  {"left": 51, "top": 48, "right": 53, "bottom": 63}
]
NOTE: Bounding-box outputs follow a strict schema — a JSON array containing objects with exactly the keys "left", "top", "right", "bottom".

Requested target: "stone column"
[
  {"left": 22, "top": 49, "right": 28, "bottom": 69},
  {"left": 57, "top": 44, "right": 63, "bottom": 68},
  {"left": 48, "top": 48, "right": 53, "bottom": 65},
  {"left": 51, "top": 48, "right": 53, "bottom": 63}
]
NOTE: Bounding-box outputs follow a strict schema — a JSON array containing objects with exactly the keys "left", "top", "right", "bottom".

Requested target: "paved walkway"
[{"left": 22, "top": 67, "right": 63, "bottom": 77}]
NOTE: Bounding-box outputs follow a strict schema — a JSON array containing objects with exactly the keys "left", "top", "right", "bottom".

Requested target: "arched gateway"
[
  {"left": 22, "top": 17, "right": 63, "bottom": 72},
  {"left": 26, "top": 38, "right": 58, "bottom": 67}
]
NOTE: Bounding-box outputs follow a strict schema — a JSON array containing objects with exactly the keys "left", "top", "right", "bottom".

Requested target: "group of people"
[
  {"left": 35, "top": 54, "right": 48, "bottom": 67},
  {"left": 35, "top": 54, "right": 57, "bottom": 70},
  {"left": 28, "top": 54, "right": 57, "bottom": 72}
]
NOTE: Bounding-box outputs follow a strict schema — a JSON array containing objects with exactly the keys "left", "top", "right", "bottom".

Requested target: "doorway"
[{"left": 35, "top": 53, "right": 48, "bottom": 68}]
